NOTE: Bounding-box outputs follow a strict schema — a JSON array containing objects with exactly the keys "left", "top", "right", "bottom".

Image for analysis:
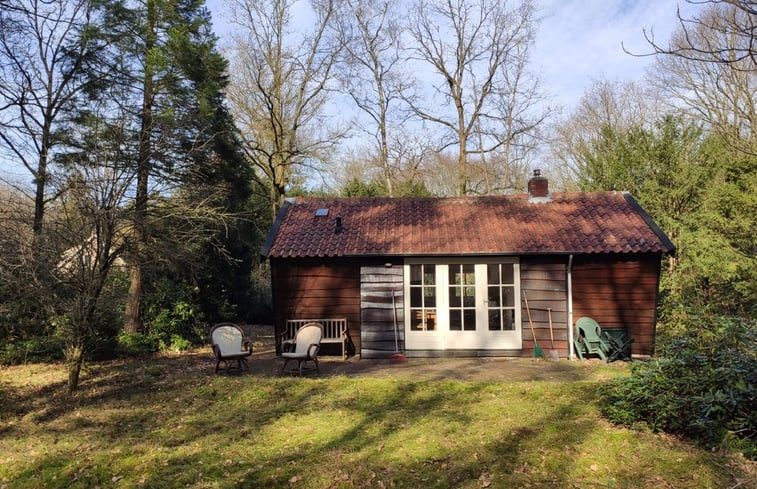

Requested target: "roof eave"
[
  {"left": 268, "top": 249, "right": 666, "bottom": 259},
  {"left": 260, "top": 199, "right": 293, "bottom": 260},
  {"left": 622, "top": 192, "right": 677, "bottom": 256}
]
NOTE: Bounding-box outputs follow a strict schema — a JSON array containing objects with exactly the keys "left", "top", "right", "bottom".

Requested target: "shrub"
[
  {"left": 0, "top": 335, "right": 65, "bottom": 365},
  {"left": 116, "top": 331, "right": 159, "bottom": 356},
  {"left": 599, "top": 315, "right": 756, "bottom": 458},
  {"left": 142, "top": 275, "right": 209, "bottom": 345},
  {"left": 167, "top": 334, "right": 192, "bottom": 352},
  {"left": 117, "top": 296, "right": 202, "bottom": 357}
]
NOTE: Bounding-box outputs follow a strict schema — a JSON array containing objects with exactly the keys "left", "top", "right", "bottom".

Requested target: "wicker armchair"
[
  {"left": 210, "top": 323, "right": 252, "bottom": 373},
  {"left": 280, "top": 322, "right": 322, "bottom": 376}
]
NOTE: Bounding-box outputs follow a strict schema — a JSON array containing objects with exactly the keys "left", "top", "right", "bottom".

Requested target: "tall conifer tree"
[{"left": 95, "top": 0, "right": 246, "bottom": 333}]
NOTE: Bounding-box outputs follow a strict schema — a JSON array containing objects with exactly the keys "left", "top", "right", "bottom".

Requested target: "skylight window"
[{"left": 315, "top": 208, "right": 329, "bottom": 217}]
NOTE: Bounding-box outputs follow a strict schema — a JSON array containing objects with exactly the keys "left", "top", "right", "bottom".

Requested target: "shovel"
[{"left": 547, "top": 308, "right": 559, "bottom": 361}]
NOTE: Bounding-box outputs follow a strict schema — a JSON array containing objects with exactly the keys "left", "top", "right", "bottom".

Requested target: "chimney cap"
[{"left": 533, "top": 169, "right": 541, "bottom": 177}]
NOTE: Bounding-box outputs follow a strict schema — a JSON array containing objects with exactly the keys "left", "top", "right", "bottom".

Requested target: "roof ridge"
[{"left": 292, "top": 191, "right": 626, "bottom": 204}]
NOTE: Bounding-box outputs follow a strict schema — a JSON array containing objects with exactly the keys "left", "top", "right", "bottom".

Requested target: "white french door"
[{"left": 404, "top": 259, "right": 521, "bottom": 350}]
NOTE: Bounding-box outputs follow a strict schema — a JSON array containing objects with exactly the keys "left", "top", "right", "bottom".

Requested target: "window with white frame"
[
  {"left": 405, "top": 259, "right": 521, "bottom": 350},
  {"left": 409, "top": 264, "right": 436, "bottom": 331},
  {"left": 449, "top": 263, "right": 476, "bottom": 331},
  {"left": 486, "top": 263, "right": 516, "bottom": 331}
]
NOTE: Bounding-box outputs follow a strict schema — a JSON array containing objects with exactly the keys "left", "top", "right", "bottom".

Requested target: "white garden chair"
[
  {"left": 280, "top": 322, "right": 322, "bottom": 376},
  {"left": 210, "top": 323, "right": 252, "bottom": 373}
]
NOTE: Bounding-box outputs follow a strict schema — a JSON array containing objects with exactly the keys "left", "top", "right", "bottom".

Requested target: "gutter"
[{"left": 567, "top": 254, "right": 574, "bottom": 360}]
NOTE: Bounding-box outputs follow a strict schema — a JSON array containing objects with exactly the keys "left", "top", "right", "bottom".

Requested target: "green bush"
[
  {"left": 167, "top": 334, "right": 192, "bottom": 352},
  {"left": 0, "top": 335, "right": 65, "bottom": 365},
  {"left": 116, "top": 331, "right": 193, "bottom": 356},
  {"left": 116, "top": 331, "right": 159, "bottom": 356},
  {"left": 117, "top": 292, "right": 202, "bottom": 357},
  {"left": 142, "top": 275, "right": 209, "bottom": 347},
  {"left": 599, "top": 315, "right": 756, "bottom": 458}
]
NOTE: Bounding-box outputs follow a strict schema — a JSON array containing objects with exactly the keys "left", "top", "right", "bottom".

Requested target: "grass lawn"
[{"left": 0, "top": 353, "right": 753, "bottom": 488}]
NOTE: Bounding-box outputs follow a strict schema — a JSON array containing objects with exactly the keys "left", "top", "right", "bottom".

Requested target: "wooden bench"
[{"left": 283, "top": 318, "right": 349, "bottom": 360}]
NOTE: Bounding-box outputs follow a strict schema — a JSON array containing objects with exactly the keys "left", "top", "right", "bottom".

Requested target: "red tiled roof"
[{"left": 263, "top": 193, "right": 675, "bottom": 258}]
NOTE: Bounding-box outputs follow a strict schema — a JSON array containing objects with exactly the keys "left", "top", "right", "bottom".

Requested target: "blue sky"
[
  {"left": 206, "top": 0, "right": 691, "bottom": 113},
  {"left": 532, "top": 0, "right": 690, "bottom": 110},
  {"left": 1, "top": 0, "right": 690, "bottom": 188}
]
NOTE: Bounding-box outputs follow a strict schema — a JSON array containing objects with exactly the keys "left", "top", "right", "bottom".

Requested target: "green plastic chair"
[
  {"left": 603, "top": 328, "right": 633, "bottom": 361},
  {"left": 574, "top": 317, "right": 610, "bottom": 361}
]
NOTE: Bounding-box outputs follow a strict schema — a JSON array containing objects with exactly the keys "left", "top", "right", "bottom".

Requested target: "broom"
[{"left": 523, "top": 290, "right": 544, "bottom": 358}]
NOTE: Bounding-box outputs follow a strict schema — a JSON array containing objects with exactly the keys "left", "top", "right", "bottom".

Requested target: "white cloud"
[{"left": 533, "top": 0, "right": 691, "bottom": 110}]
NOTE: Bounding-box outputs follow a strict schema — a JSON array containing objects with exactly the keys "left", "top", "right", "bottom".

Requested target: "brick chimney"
[{"left": 528, "top": 169, "right": 550, "bottom": 202}]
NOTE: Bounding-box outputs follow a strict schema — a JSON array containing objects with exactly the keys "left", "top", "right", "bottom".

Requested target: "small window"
[
  {"left": 409, "top": 264, "right": 436, "bottom": 331},
  {"left": 315, "top": 208, "right": 329, "bottom": 217}
]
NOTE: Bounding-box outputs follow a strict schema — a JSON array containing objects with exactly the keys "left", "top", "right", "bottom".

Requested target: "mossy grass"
[{"left": 0, "top": 355, "right": 753, "bottom": 488}]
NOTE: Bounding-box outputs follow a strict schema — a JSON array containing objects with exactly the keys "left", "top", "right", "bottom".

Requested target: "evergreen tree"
[
  {"left": 575, "top": 115, "right": 755, "bottom": 317},
  {"left": 95, "top": 0, "right": 249, "bottom": 334}
]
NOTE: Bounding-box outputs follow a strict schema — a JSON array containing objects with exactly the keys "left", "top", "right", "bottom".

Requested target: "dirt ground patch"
[{"left": 203, "top": 324, "right": 630, "bottom": 382}]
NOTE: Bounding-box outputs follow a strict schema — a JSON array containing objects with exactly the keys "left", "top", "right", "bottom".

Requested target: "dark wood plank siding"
[
  {"left": 571, "top": 254, "right": 661, "bottom": 355},
  {"left": 520, "top": 257, "right": 569, "bottom": 358},
  {"left": 271, "top": 258, "right": 361, "bottom": 355},
  {"left": 360, "top": 264, "right": 404, "bottom": 359}
]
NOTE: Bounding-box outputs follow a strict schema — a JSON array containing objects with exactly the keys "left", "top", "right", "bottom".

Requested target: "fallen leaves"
[{"left": 478, "top": 471, "right": 492, "bottom": 487}]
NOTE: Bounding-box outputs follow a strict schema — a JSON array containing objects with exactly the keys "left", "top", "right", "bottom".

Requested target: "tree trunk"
[
  {"left": 123, "top": 261, "right": 143, "bottom": 333},
  {"left": 124, "top": 0, "right": 155, "bottom": 334},
  {"left": 457, "top": 91, "right": 468, "bottom": 195},
  {"left": 458, "top": 128, "right": 468, "bottom": 196},
  {"left": 33, "top": 122, "right": 52, "bottom": 236},
  {"left": 32, "top": 154, "right": 47, "bottom": 235},
  {"left": 376, "top": 78, "right": 392, "bottom": 196},
  {"left": 65, "top": 344, "right": 84, "bottom": 393}
]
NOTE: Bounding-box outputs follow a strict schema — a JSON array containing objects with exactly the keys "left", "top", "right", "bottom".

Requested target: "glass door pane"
[
  {"left": 410, "top": 264, "right": 436, "bottom": 331},
  {"left": 449, "top": 264, "right": 476, "bottom": 331},
  {"left": 487, "top": 263, "right": 516, "bottom": 331}
]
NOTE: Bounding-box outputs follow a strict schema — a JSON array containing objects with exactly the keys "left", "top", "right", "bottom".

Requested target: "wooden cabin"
[{"left": 262, "top": 172, "right": 675, "bottom": 359}]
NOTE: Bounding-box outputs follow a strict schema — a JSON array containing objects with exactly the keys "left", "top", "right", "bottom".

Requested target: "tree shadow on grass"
[
  {"left": 4, "top": 373, "right": 747, "bottom": 489},
  {"left": 223, "top": 381, "right": 593, "bottom": 488},
  {"left": 1, "top": 357, "right": 748, "bottom": 488}
]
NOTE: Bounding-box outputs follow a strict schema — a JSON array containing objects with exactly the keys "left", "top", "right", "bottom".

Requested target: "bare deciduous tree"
[
  {"left": 227, "top": 0, "right": 343, "bottom": 218},
  {"left": 0, "top": 0, "right": 105, "bottom": 235},
  {"left": 423, "top": 152, "right": 460, "bottom": 196},
  {"left": 52, "top": 143, "right": 133, "bottom": 393},
  {"left": 404, "top": 0, "right": 544, "bottom": 195},
  {"left": 332, "top": 0, "right": 407, "bottom": 195},
  {"left": 2, "top": 105, "right": 137, "bottom": 392},
  {"left": 549, "top": 78, "right": 661, "bottom": 189},
  {"left": 646, "top": 2, "right": 757, "bottom": 155},
  {"left": 328, "top": 129, "right": 436, "bottom": 195},
  {"left": 637, "top": 0, "right": 756, "bottom": 69}
]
